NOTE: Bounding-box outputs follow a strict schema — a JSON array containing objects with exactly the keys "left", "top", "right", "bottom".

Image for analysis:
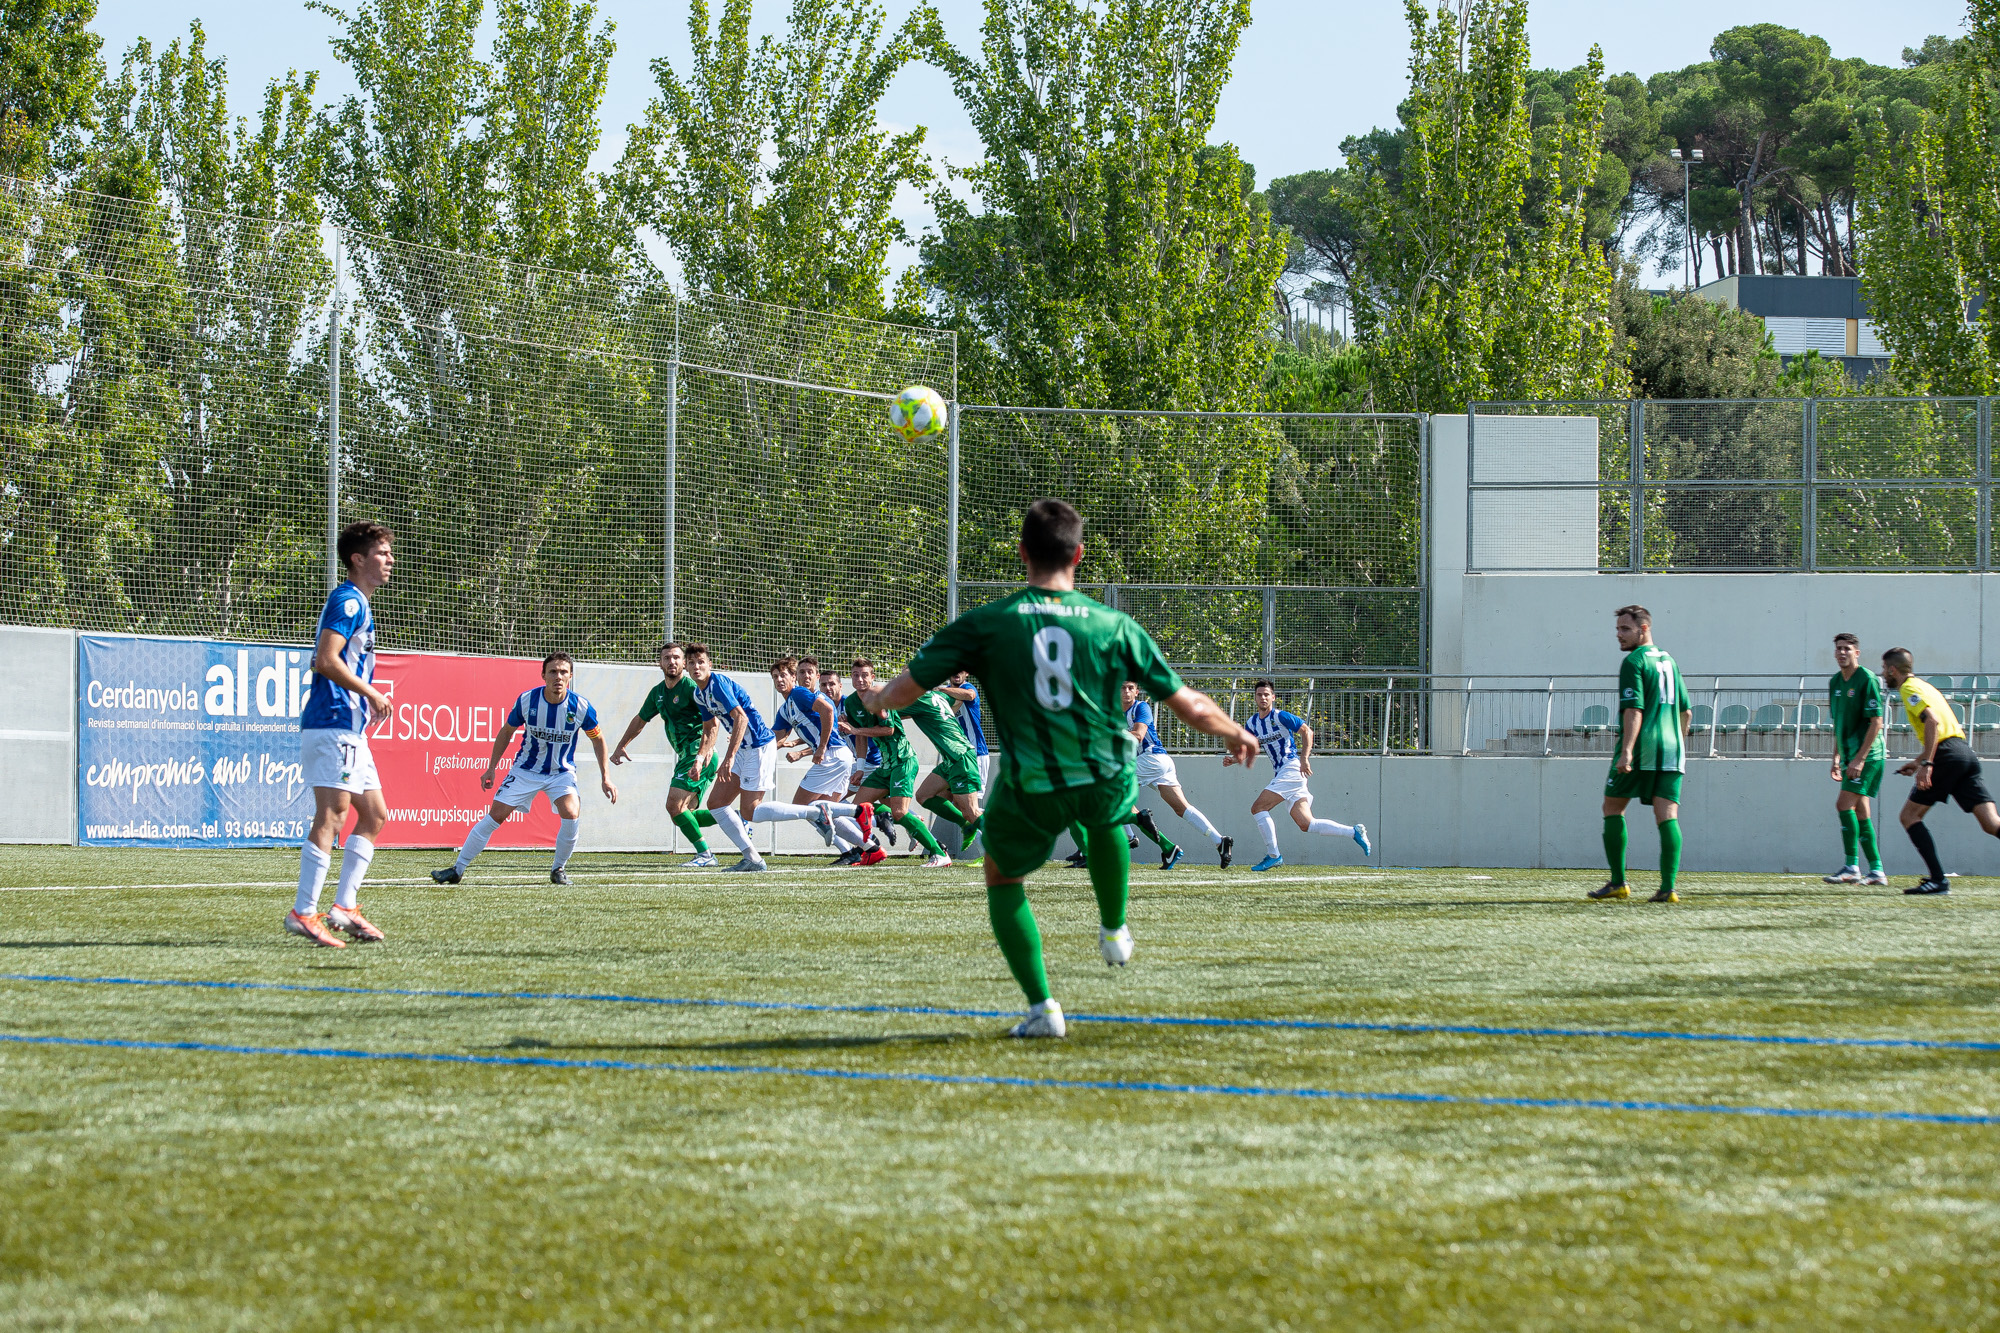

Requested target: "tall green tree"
[
  {"left": 622, "top": 0, "right": 928, "bottom": 314},
  {"left": 0, "top": 0, "right": 99, "bottom": 180},
  {"left": 917, "top": 0, "right": 1285, "bottom": 411},
  {"left": 1351, "top": 0, "right": 1619, "bottom": 412},
  {"left": 1856, "top": 0, "right": 2000, "bottom": 395}
]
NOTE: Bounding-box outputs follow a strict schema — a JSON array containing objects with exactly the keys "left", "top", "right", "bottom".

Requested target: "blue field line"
[
  {"left": 4, "top": 971, "right": 1997, "bottom": 1054},
  {"left": 2, "top": 1030, "right": 1993, "bottom": 1126}
]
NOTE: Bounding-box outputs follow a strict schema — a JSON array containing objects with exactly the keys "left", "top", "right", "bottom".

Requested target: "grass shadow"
[{"left": 496, "top": 1032, "right": 969, "bottom": 1055}]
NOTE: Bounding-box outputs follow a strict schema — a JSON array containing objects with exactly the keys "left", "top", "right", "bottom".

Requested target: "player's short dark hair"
[
  {"left": 852, "top": 657, "right": 873, "bottom": 673},
  {"left": 337, "top": 520, "right": 392, "bottom": 572},
  {"left": 684, "top": 643, "right": 711, "bottom": 662},
  {"left": 656, "top": 641, "right": 681, "bottom": 657},
  {"left": 769, "top": 656, "right": 797, "bottom": 675},
  {"left": 542, "top": 651, "right": 574, "bottom": 671},
  {"left": 1833, "top": 631, "right": 1859, "bottom": 648},
  {"left": 1883, "top": 646, "right": 1914, "bottom": 672},
  {"left": 1615, "top": 604, "right": 1650, "bottom": 626},
  {"left": 798, "top": 656, "right": 819, "bottom": 675},
  {"left": 1020, "top": 498, "right": 1084, "bottom": 571},
  {"left": 1252, "top": 678, "right": 1276, "bottom": 691}
]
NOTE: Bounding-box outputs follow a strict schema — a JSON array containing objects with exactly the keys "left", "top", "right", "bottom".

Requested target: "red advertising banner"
[{"left": 360, "top": 651, "right": 561, "bottom": 848}]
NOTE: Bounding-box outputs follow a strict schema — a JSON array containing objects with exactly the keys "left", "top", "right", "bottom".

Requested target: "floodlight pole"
[
  {"left": 1671, "top": 148, "right": 1703, "bottom": 290},
  {"left": 945, "top": 402, "right": 960, "bottom": 621},
  {"left": 326, "top": 231, "right": 343, "bottom": 591},
  {"left": 664, "top": 302, "right": 680, "bottom": 642}
]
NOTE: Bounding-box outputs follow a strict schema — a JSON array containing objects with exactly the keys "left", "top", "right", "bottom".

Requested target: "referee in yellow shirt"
[{"left": 1883, "top": 647, "right": 2000, "bottom": 895}]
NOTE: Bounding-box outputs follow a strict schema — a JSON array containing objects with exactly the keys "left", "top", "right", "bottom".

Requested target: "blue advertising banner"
[{"left": 78, "top": 634, "right": 316, "bottom": 846}]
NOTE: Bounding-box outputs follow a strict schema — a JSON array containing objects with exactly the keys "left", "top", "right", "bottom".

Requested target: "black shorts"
[{"left": 1911, "top": 736, "right": 1994, "bottom": 810}]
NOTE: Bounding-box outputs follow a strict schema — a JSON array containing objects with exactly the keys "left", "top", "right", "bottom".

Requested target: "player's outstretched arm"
[
  {"left": 609, "top": 713, "right": 648, "bottom": 765},
  {"left": 1162, "top": 687, "right": 1259, "bottom": 766}
]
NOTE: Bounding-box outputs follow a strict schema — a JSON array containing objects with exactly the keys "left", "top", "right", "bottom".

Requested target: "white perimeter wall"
[
  {"left": 0, "top": 626, "right": 76, "bottom": 843},
  {"left": 1429, "top": 415, "right": 2000, "bottom": 678}
]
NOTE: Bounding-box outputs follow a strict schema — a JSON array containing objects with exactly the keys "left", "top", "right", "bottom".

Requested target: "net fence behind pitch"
[{"left": 956, "top": 408, "right": 1425, "bottom": 670}]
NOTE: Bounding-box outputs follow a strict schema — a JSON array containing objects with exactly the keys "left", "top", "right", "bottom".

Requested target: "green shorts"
[
  {"left": 1838, "top": 752, "right": 1885, "bottom": 798},
  {"left": 984, "top": 769, "right": 1140, "bottom": 881},
  {"left": 1604, "top": 766, "right": 1682, "bottom": 805},
  {"left": 930, "top": 747, "right": 984, "bottom": 796},
  {"left": 855, "top": 750, "right": 919, "bottom": 800},
  {"left": 671, "top": 751, "right": 722, "bottom": 795}
]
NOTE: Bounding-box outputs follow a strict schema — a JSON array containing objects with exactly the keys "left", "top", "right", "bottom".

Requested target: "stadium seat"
[
  {"left": 1937, "top": 675, "right": 1958, "bottom": 697},
  {"left": 1575, "top": 704, "right": 1611, "bottom": 735},
  {"left": 1689, "top": 703, "right": 1713, "bottom": 734},
  {"left": 1976, "top": 701, "right": 2000, "bottom": 732},
  {"left": 1717, "top": 704, "right": 1750, "bottom": 733},
  {"left": 1749, "top": 704, "right": 1785, "bottom": 733},
  {"left": 1796, "top": 703, "right": 1821, "bottom": 731}
]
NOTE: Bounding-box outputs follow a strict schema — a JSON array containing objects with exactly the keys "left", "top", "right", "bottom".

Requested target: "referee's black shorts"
[{"left": 1911, "top": 736, "right": 1995, "bottom": 810}]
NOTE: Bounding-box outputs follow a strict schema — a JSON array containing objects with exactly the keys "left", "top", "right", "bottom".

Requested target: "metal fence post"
[
  {"left": 1981, "top": 398, "right": 1992, "bottom": 572},
  {"left": 1262, "top": 586, "right": 1277, "bottom": 671},
  {"left": 1542, "top": 678, "right": 1555, "bottom": 756},
  {"left": 326, "top": 247, "right": 342, "bottom": 592},
  {"left": 663, "top": 357, "right": 678, "bottom": 643},
  {"left": 1802, "top": 398, "right": 1817, "bottom": 571},
  {"left": 946, "top": 402, "right": 960, "bottom": 621},
  {"left": 1628, "top": 399, "right": 1644, "bottom": 572},
  {"left": 1380, "top": 676, "right": 1394, "bottom": 756}
]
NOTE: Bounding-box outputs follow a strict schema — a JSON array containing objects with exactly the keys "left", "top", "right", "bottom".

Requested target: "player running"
[
  {"left": 865, "top": 497, "right": 1259, "bottom": 1038},
  {"left": 901, "top": 686, "right": 987, "bottom": 853},
  {"left": 608, "top": 642, "right": 724, "bottom": 866},
  {"left": 1824, "top": 633, "right": 1888, "bottom": 886},
  {"left": 825, "top": 665, "right": 889, "bottom": 865},
  {"left": 287, "top": 521, "right": 395, "bottom": 948},
  {"left": 845, "top": 659, "right": 953, "bottom": 866},
  {"left": 686, "top": 644, "right": 822, "bottom": 872},
  {"left": 1125, "top": 680, "right": 1231, "bottom": 869},
  {"left": 1226, "top": 679, "right": 1370, "bottom": 871},
  {"left": 770, "top": 655, "right": 873, "bottom": 862},
  {"left": 1883, "top": 647, "right": 2000, "bottom": 895},
  {"left": 431, "top": 652, "right": 618, "bottom": 886},
  {"left": 1590, "top": 605, "right": 1691, "bottom": 904}
]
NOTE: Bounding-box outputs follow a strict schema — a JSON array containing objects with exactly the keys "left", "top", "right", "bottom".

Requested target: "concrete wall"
[
  {"left": 1430, "top": 415, "right": 2000, "bottom": 679},
  {"left": 0, "top": 626, "right": 76, "bottom": 843}
]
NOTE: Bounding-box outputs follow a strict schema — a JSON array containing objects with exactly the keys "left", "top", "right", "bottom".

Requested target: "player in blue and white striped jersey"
[
  {"left": 286, "top": 521, "right": 396, "bottom": 949},
  {"left": 1123, "top": 680, "right": 1231, "bottom": 869},
  {"left": 1224, "top": 678, "right": 1369, "bottom": 871},
  {"left": 770, "top": 656, "right": 876, "bottom": 862},
  {"left": 686, "top": 643, "right": 819, "bottom": 872},
  {"left": 433, "top": 652, "right": 618, "bottom": 887}
]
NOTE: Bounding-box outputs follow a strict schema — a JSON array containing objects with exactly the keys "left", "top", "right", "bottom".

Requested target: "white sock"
[
  {"left": 816, "top": 801, "right": 860, "bottom": 818},
  {"left": 455, "top": 813, "right": 503, "bottom": 872},
  {"left": 1181, "top": 805, "right": 1224, "bottom": 845},
  {"left": 334, "top": 834, "right": 374, "bottom": 910},
  {"left": 554, "top": 818, "right": 579, "bottom": 869},
  {"left": 294, "top": 843, "right": 330, "bottom": 915},
  {"left": 1256, "top": 811, "right": 1280, "bottom": 858},
  {"left": 833, "top": 816, "right": 864, "bottom": 851},
  {"left": 1307, "top": 816, "right": 1354, "bottom": 838},
  {"left": 752, "top": 802, "right": 812, "bottom": 823},
  {"left": 712, "top": 806, "right": 756, "bottom": 854}
]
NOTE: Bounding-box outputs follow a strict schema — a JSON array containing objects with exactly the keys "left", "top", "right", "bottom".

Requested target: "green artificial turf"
[{"left": 2, "top": 845, "right": 1997, "bottom": 1329}]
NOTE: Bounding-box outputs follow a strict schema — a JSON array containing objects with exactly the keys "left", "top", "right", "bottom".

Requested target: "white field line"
[{"left": 0, "top": 870, "right": 1390, "bottom": 893}]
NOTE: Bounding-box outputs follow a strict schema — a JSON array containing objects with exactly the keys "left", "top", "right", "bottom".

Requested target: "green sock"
[
  {"left": 922, "top": 796, "right": 973, "bottom": 828},
  {"left": 1602, "top": 816, "right": 1627, "bottom": 884},
  {"left": 1129, "top": 811, "right": 1174, "bottom": 850},
  {"left": 1858, "top": 816, "right": 1881, "bottom": 871},
  {"left": 1659, "top": 818, "right": 1682, "bottom": 894},
  {"left": 1838, "top": 808, "right": 1860, "bottom": 865},
  {"left": 672, "top": 809, "right": 708, "bottom": 853},
  {"left": 1085, "top": 824, "right": 1132, "bottom": 930},
  {"left": 898, "top": 811, "right": 945, "bottom": 856},
  {"left": 692, "top": 808, "right": 717, "bottom": 828},
  {"left": 986, "top": 883, "right": 1050, "bottom": 1005}
]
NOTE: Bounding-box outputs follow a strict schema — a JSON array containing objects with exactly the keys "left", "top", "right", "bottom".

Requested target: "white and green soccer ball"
[{"left": 888, "top": 385, "right": 949, "bottom": 442}]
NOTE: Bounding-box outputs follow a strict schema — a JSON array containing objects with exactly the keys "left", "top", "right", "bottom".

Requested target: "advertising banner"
[{"left": 77, "top": 635, "right": 566, "bottom": 849}]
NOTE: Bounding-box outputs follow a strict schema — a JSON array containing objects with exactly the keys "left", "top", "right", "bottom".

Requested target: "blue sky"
[{"left": 93, "top": 0, "right": 1968, "bottom": 268}]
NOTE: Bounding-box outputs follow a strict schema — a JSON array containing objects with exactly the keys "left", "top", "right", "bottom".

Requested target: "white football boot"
[
  {"left": 1009, "top": 999, "right": 1066, "bottom": 1039},
  {"left": 1099, "top": 924, "right": 1134, "bottom": 967}
]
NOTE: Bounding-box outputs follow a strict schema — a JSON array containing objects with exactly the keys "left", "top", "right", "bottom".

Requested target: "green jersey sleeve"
[
  {"left": 639, "top": 683, "right": 665, "bottom": 722},
  {"left": 909, "top": 616, "right": 976, "bottom": 689},
  {"left": 1618, "top": 655, "right": 1642, "bottom": 712}
]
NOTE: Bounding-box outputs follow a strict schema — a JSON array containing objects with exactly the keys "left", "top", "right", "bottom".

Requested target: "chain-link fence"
[
  {"left": 956, "top": 408, "right": 1426, "bottom": 669},
  {"left": 0, "top": 181, "right": 1430, "bottom": 674},
  {"left": 1468, "top": 399, "right": 1989, "bottom": 572}
]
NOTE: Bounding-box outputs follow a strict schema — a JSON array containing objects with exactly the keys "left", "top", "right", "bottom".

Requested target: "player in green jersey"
[
  {"left": 845, "top": 659, "right": 953, "bottom": 866},
  {"left": 609, "top": 642, "right": 723, "bottom": 866},
  {"left": 900, "top": 687, "right": 987, "bottom": 854},
  {"left": 1590, "top": 605, "right": 1692, "bottom": 904},
  {"left": 865, "top": 498, "right": 1258, "bottom": 1038},
  {"left": 1823, "top": 633, "right": 1888, "bottom": 886}
]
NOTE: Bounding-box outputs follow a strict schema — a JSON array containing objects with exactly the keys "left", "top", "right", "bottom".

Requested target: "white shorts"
[
  {"left": 1136, "top": 752, "right": 1180, "bottom": 789},
  {"left": 301, "top": 729, "right": 380, "bottom": 794},
  {"left": 1262, "top": 760, "right": 1309, "bottom": 804},
  {"left": 492, "top": 766, "right": 579, "bottom": 811},
  {"left": 731, "top": 741, "right": 777, "bottom": 793},
  {"left": 978, "top": 753, "right": 994, "bottom": 791},
  {"left": 798, "top": 752, "right": 853, "bottom": 797}
]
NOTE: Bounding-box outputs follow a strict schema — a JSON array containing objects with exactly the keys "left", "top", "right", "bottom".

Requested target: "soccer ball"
[{"left": 888, "top": 385, "right": 949, "bottom": 442}]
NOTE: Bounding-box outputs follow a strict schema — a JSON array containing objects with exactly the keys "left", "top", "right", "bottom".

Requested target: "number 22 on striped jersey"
[{"left": 1033, "top": 627, "right": 1075, "bottom": 710}]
